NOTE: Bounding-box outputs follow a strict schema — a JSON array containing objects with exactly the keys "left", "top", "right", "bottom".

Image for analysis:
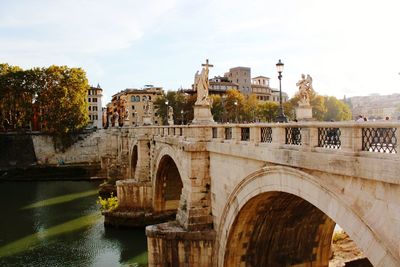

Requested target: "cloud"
[
  {"left": 0, "top": 0, "right": 178, "bottom": 57},
  {"left": 1, "top": 0, "right": 400, "bottom": 101}
]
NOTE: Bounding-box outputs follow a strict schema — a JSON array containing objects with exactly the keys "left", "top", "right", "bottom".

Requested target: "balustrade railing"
[
  {"left": 260, "top": 127, "right": 272, "bottom": 143},
  {"left": 241, "top": 127, "right": 250, "bottom": 141},
  {"left": 225, "top": 127, "right": 232, "bottom": 140},
  {"left": 285, "top": 127, "right": 302, "bottom": 145},
  {"left": 362, "top": 127, "right": 397, "bottom": 153},
  {"left": 141, "top": 122, "right": 399, "bottom": 156},
  {"left": 212, "top": 127, "right": 218, "bottom": 139},
  {"left": 318, "top": 127, "right": 341, "bottom": 149}
]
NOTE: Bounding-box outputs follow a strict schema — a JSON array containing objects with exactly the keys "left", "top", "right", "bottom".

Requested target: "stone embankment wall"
[
  {"left": 32, "top": 131, "right": 104, "bottom": 165},
  {"left": 0, "top": 133, "right": 37, "bottom": 169}
]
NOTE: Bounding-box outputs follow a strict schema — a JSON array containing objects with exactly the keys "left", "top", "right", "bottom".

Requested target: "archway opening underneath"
[
  {"left": 131, "top": 145, "right": 138, "bottom": 179},
  {"left": 155, "top": 155, "right": 183, "bottom": 212},
  {"left": 224, "top": 191, "right": 372, "bottom": 267}
]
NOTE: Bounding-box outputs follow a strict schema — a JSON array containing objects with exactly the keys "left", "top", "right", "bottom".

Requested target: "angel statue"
[
  {"left": 194, "top": 59, "right": 213, "bottom": 106},
  {"left": 296, "top": 74, "right": 313, "bottom": 106}
]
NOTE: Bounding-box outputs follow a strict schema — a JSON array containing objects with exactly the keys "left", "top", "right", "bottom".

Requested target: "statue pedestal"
[
  {"left": 191, "top": 104, "right": 215, "bottom": 125},
  {"left": 143, "top": 116, "right": 152, "bottom": 126},
  {"left": 168, "top": 119, "right": 174, "bottom": 126},
  {"left": 296, "top": 105, "right": 313, "bottom": 121}
]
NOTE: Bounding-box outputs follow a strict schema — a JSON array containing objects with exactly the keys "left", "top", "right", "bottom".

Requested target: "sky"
[{"left": 1, "top": 0, "right": 400, "bottom": 103}]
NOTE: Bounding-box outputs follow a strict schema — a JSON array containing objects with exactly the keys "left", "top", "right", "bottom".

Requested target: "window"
[
  {"left": 131, "top": 96, "right": 140, "bottom": 102},
  {"left": 132, "top": 105, "right": 135, "bottom": 110},
  {"left": 93, "top": 106, "right": 97, "bottom": 111},
  {"left": 89, "top": 106, "right": 91, "bottom": 111},
  {"left": 93, "top": 98, "right": 97, "bottom": 102},
  {"left": 149, "top": 96, "right": 151, "bottom": 100},
  {"left": 88, "top": 98, "right": 91, "bottom": 102},
  {"left": 89, "top": 115, "right": 92, "bottom": 120}
]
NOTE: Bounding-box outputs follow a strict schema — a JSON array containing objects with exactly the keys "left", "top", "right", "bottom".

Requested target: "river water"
[{"left": 0, "top": 181, "right": 148, "bottom": 267}]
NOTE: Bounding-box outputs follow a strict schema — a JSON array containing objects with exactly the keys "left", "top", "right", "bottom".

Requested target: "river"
[{"left": 0, "top": 181, "right": 148, "bottom": 267}]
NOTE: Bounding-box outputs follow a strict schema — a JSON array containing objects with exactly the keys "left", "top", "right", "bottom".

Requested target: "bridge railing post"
[
  {"left": 233, "top": 126, "right": 240, "bottom": 143},
  {"left": 300, "top": 126, "right": 318, "bottom": 151},
  {"left": 272, "top": 125, "right": 285, "bottom": 147},
  {"left": 341, "top": 125, "right": 362, "bottom": 153},
  {"left": 250, "top": 125, "right": 260, "bottom": 144}
]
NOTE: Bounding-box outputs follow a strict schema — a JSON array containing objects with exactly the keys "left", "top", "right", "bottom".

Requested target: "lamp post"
[
  {"left": 165, "top": 100, "right": 169, "bottom": 125},
  {"left": 181, "top": 109, "right": 184, "bottom": 125},
  {"left": 234, "top": 101, "right": 238, "bottom": 123},
  {"left": 275, "top": 59, "right": 288, "bottom": 123}
]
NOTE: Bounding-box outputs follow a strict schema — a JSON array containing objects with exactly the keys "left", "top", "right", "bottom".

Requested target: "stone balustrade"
[{"left": 119, "top": 121, "right": 399, "bottom": 157}]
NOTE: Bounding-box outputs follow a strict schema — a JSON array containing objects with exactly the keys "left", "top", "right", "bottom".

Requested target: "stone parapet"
[
  {"left": 146, "top": 221, "right": 215, "bottom": 267},
  {"left": 116, "top": 179, "right": 153, "bottom": 210}
]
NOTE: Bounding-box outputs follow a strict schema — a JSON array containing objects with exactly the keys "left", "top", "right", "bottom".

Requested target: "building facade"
[
  {"left": 251, "top": 76, "right": 273, "bottom": 101},
  {"left": 208, "top": 76, "right": 239, "bottom": 95},
  {"left": 109, "top": 86, "right": 163, "bottom": 126},
  {"left": 87, "top": 85, "right": 103, "bottom": 128},
  {"left": 224, "top": 67, "right": 252, "bottom": 94}
]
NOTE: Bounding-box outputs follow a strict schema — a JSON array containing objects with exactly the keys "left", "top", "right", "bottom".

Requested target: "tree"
[
  {"left": 289, "top": 91, "right": 351, "bottom": 121},
  {"left": 153, "top": 91, "right": 195, "bottom": 125},
  {"left": 242, "top": 94, "right": 258, "bottom": 122},
  {"left": 210, "top": 95, "right": 224, "bottom": 122},
  {"left": 258, "top": 101, "right": 279, "bottom": 122},
  {"left": 323, "top": 96, "right": 352, "bottom": 121},
  {"left": 0, "top": 64, "right": 37, "bottom": 131},
  {"left": 224, "top": 89, "right": 244, "bottom": 123},
  {"left": 37, "top": 66, "right": 89, "bottom": 135}
]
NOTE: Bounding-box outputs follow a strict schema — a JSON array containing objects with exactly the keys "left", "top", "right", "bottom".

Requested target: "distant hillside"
[{"left": 347, "top": 94, "right": 400, "bottom": 120}]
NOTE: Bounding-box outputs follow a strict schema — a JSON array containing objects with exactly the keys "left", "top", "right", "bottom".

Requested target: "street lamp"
[
  {"left": 165, "top": 100, "right": 169, "bottom": 125},
  {"left": 181, "top": 109, "right": 184, "bottom": 125},
  {"left": 234, "top": 101, "right": 238, "bottom": 123},
  {"left": 275, "top": 59, "right": 288, "bottom": 123}
]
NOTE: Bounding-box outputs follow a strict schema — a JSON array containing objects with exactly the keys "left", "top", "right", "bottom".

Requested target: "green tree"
[
  {"left": 36, "top": 66, "right": 89, "bottom": 142},
  {"left": 242, "top": 94, "right": 258, "bottom": 122},
  {"left": 323, "top": 96, "right": 352, "bottom": 121},
  {"left": 224, "top": 89, "right": 244, "bottom": 123},
  {"left": 210, "top": 94, "right": 224, "bottom": 122},
  {"left": 0, "top": 64, "right": 36, "bottom": 130},
  {"left": 153, "top": 91, "right": 195, "bottom": 125},
  {"left": 258, "top": 101, "right": 279, "bottom": 122}
]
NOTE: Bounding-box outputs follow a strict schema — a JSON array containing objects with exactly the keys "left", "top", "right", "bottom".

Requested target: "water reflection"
[
  {"left": 0, "top": 181, "right": 148, "bottom": 267},
  {"left": 22, "top": 189, "right": 99, "bottom": 209}
]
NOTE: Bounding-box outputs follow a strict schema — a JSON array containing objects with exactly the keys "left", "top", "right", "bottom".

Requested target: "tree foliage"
[
  {"left": 0, "top": 63, "right": 89, "bottom": 148},
  {"left": 287, "top": 91, "right": 351, "bottom": 121},
  {"left": 37, "top": 66, "right": 89, "bottom": 134},
  {"left": 153, "top": 91, "right": 195, "bottom": 125}
]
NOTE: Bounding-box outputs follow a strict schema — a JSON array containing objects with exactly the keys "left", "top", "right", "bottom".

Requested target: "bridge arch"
[
  {"left": 153, "top": 145, "right": 184, "bottom": 212},
  {"left": 216, "top": 166, "right": 396, "bottom": 267}
]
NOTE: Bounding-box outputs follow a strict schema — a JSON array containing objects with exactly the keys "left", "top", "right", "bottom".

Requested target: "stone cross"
[{"left": 202, "top": 59, "right": 214, "bottom": 71}]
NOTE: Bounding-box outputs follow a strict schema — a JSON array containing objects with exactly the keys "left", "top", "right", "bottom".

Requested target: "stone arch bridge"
[{"left": 99, "top": 122, "right": 400, "bottom": 267}]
